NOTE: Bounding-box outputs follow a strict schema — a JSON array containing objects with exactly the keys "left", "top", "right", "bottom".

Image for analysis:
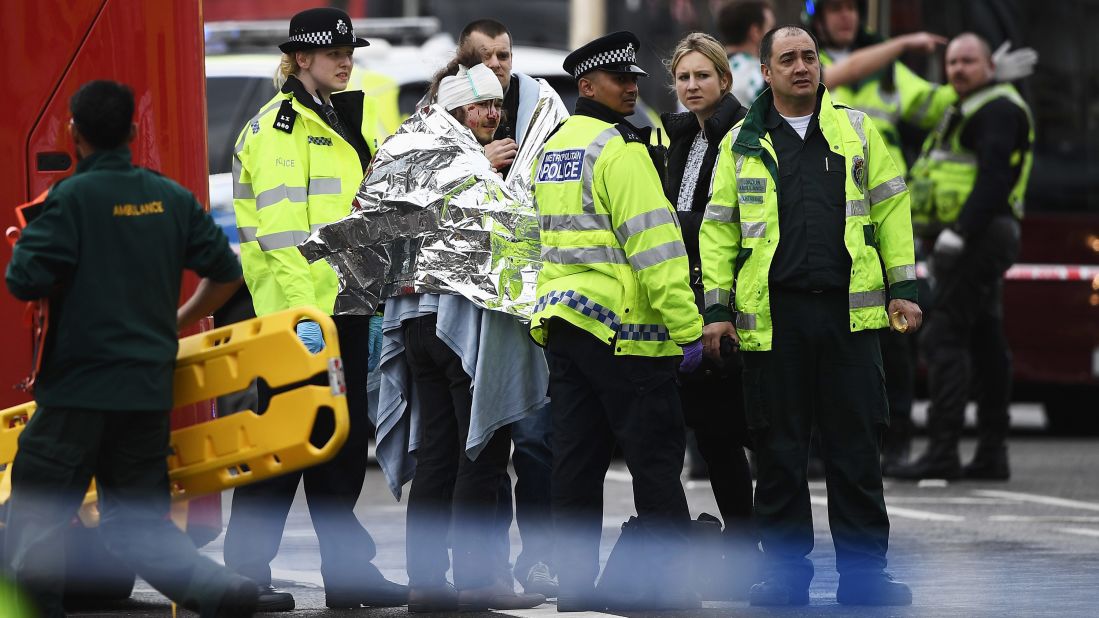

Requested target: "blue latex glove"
[
  {"left": 679, "top": 339, "right": 704, "bottom": 374},
  {"left": 296, "top": 320, "right": 325, "bottom": 354},
  {"left": 367, "top": 314, "right": 384, "bottom": 372}
]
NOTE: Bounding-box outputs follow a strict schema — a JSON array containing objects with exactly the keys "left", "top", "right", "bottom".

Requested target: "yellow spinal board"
[{"left": 0, "top": 307, "right": 350, "bottom": 509}]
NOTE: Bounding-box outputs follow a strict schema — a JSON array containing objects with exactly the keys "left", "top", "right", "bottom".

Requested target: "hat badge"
[
  {"left": 626, "top": 42, "right": 634, "bottom": 55},
  {"left": 336, "top": 19, "right": 348, "bottom": 35}
]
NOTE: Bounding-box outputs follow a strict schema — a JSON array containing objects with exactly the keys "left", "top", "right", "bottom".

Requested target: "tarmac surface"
[{"left": 67, "top": 403, "right": 1099, "bottom": 617}]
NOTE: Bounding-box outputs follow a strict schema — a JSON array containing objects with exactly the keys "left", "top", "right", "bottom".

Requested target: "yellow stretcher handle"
[{"left": 0, "top": 307, "right": 350, "bottom": 508}]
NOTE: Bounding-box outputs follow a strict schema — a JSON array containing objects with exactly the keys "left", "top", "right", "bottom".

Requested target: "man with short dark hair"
[
  {"left": 700, "top": 25, "right": 919, "bottom": 607},
  {"left": 4, "top": 79, "right": 254, "bottom": 618},
  {"left": 716, "top": 0, "right": 775, "bottom": 105},
  {"left": 457, "top": 18, "right": 562, "bottom": 599}
]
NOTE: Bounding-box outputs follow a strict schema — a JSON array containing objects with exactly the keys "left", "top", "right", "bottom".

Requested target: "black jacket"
[{"left": 660, "top": 94, "right": 748, "bottom": 263}]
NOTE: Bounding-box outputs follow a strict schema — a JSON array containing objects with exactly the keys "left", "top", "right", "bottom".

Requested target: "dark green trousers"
[
  {"left": 741, "top": 289, "right": 890, "bottom": 588},
  {"left": 3, "top": 407, "right": 241, "bottom": 618}
]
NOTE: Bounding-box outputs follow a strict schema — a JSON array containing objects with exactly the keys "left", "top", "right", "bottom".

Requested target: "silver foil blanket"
[{"left": 299, "top": 82, "right": 568, "bottom": 319}]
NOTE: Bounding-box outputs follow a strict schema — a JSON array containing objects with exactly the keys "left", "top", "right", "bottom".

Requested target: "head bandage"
[{"left": 437, "top": 63, "right": 503, "bottom": 111}]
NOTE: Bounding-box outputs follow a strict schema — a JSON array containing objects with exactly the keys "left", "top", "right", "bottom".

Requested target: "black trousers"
[
  {"left": 679, "top": 361, "right": 753, "bottom": 541},
  {"left": 742, "top": 289, "right": 890, "bottom": 587},
  {"left": 544, "top": 319, "right": 691, "bottom": 593},
  {"left": 5, "top": 408, "right": 239, "bottom": 618},
  {"left": 923, "top": 216, "right": 1021, "bottom": 459},
  {"left": 402, "top": 314, "right": 512, "bottom": 590},
  {"left": 879, "top": 328, "right": 915, "bottom": 454},
  {"left": 223, "top": 314, "right": 381, "bottom": 594}
]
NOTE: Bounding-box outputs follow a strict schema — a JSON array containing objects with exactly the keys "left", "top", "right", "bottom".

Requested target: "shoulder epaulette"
[
  {"left": 273, "top": 99, "right": 297, "bottom": 133},
  {"left": 614, "top": 122, "right": 644, "bottom": 144}
]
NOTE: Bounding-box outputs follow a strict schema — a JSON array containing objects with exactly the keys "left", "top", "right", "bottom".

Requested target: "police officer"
[
  {"left": 4, "top": 80, "right": 255, "bottom": 618},
  {"left": 224, "top": 7, "right": 405, "bottom": 611},
  {"left": 891, "top": 33, "right": 1032, "bottom": 482},
  {"left": 699, "top": 25, "right": 921, "bottom": 606},
  {"left": 530, "top": 31, "right": 703, "bottom": 611}
]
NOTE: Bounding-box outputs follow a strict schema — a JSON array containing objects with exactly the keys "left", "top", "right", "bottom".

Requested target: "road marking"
[
  {"left": 888, "top": 497, "right": 1013, "bottom": 505},
  {"left": 270, "top": 567, "right": 325, "bottom": 587},
  {"left": 974, "top": 490, "right": 1099, "bottom": 512},
  {"left": 500, "top": 607, "right": 614, "bottom": 618},
  {"left": 605, "top": 469, "right": 633, "bottom": 483},
  {"left": 810, "top": 495, "right": 964, "bottom": 521},
  {"left": 1058, "top": 528, "right": 1099, "bottom": 539},
  {"left": 991, "top": 515, "right": 1099, "bottom": 523}
]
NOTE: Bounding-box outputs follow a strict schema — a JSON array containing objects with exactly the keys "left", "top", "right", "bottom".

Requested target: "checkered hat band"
[
  {"left": 573, "top": 46, "right": 637, "bottom": 78},
  {"left": 289, "top": 31, "right": 334, "bottom": 46}
]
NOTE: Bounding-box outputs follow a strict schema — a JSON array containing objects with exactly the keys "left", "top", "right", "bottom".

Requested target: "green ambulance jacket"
[{"left": 5, "top": 148, "right": 242, "bottom": 411}]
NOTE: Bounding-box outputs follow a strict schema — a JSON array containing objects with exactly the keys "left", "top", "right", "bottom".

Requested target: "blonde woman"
[
  {"left": 224, "top": 7, "right": 404, "bottom": 612},
  {"left": 660, "top": 32, "right": 757, "bottom": 598}
]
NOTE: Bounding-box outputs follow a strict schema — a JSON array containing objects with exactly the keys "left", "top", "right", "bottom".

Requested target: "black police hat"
[
  {"left": 279, "top": 7, "right": 370, "bottom": 53},
  {"left": 563, "top": 31, "right": 648, "bottom": 80}
]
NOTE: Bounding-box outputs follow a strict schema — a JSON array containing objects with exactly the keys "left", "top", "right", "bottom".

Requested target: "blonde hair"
[
  {"left": 273, "top": 52, "right": 306, "bottom": 90},
  {"left": 665, "top": 32, "right": 732, "bottom": 96}
]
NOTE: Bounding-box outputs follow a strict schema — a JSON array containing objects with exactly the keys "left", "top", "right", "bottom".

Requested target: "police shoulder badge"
[{"left": 850, "top": 155, "right": 866, "bottom": 192}]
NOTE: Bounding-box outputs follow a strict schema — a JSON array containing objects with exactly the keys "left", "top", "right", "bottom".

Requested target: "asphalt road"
[{"left": 68, "top": 404, "right": 1099, "bottom": 617}]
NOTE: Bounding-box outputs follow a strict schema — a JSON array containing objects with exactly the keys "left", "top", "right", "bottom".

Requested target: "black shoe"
[
  {"left": 557, "top": 592, "right": 607, "bottom": 613},
  {"left": 886, "top": 453, "right": 961, "bottom": 480},
  {"left": 748, "top": 580, "right": 810, "bottom": 606},
  {"left": 522, "top": 562, "right": 559, "bottom": 598},
  {"left": 457, "top": 580, "right": 545, "bottom": 611},
  {"left": 255, "top": 585, "right": 294, "bottom": 612},
  {"left": 408, "top": 583, "right": 458, "bottom": 613},
  {"left": 325, "top": 577, "right": 409, "bottom": 608},
  {"left": 214, "top": 578, "right": 260, "bottom": 617},
  {"left": 963, "top": 450, "right": 1010, "bottom": 480},
  {"left": 836, "top": 572, "right": 912, "bottom": 606}
]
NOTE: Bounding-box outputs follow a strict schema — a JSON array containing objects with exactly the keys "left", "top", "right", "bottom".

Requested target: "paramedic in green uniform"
[{"left": 3, "top": 80, "right": 254, "bottom": 618}]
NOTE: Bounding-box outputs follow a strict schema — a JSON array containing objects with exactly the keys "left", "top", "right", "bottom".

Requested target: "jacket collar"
[
  {"left": 661, "top": 93, "right": 747, "bottom": 143},
  {"left": 75, "top": 147, "right": 132, "bottom": 174},
  {"left": 735, "top": 83, "right": 830, "bottom": 155},
  {"left": 574, "top": 97, "right": 633, "bottom": 127}
]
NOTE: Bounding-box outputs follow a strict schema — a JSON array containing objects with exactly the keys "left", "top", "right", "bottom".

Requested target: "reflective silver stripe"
[
  {"left": 618, "top": 323, "right": 670, "bottom": 341},
  {"left": 740, "top": 221, "right": 766, "bottom": 238},
  {"left": 888, "top": 264, "right": 917, "bottom": 285},
  {"left": 541, "top": 245, "right": 627, "bottom": 265},
  {"left": 540, "top": 214, "right": 612, "bottom": 232},
  {"left": 703, "top": 203, "right": 739, "bottom": 223},
  {"left": 257, "top": 229, "right": 310, "bottom": 251},
  {"left": 849, "top": 289, "right": 887, "bottom": 310},
  {"left": 929, "top": 149, "right": 976, "bottom": 165},
  {"left": 628, "top": 240, "right": 687, "bottom": 271},
  {"left": 845, "top": 109, "right": 868, "bottom": 149},
  {"left": 581, "top": 127, "right": 620, "bottom": 214},
  {"left": 310, "top": 223, "right": 326, "bottom": 234},
  {"left": 735, "top": 312, "right": 757, "bottom": 330},
  {"left": 616, "top": 208, "right": 676, "bottom": 243},
  {"left": 308, "top": 177, "right": 342, "bottom": 195},
  {"left": 868, "top": 175, "right": 907, "bottom": 205},
  {"left": 735, "top": 154, "right": 746, "bottom": 176},
  {"left": 235, "top": 99, "right": 284, "bottom": 154},
  {"left": 237, "top": 226, "right": 258, "bottom": 243},
  {"left": 255, "top": 185, "right": 308, "bottom": 209},
  {"left": 910, "top": 93, "right": 936, "bottom": 126},
  {"left": 232, "top": 157, "right": 254, "bottom": 199},
  {"left": 846, "top": 199, "right": 869, "bottom": 217},
  {"left": 704, "top": 288, "right": 730, "bottom": 308}
]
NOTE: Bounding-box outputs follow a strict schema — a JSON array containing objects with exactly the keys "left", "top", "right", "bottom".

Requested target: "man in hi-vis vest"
[
  {"left": 530, "top": 31, "right": 704, "bottom": 612},
  {"left": 891, "top": 33, "right": 1033, "bottom": 482},
  {"left": 700, "top": 25, "right": 921, "bottom": 607}
]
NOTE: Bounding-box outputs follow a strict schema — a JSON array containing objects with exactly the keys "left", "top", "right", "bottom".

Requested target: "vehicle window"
[{"left": 206, "top": 76, "right": 276, "bottom": 175}]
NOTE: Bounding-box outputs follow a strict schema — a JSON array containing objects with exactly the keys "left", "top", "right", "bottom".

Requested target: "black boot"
[
  {"left": 885, "top": 437, "right": 961, "bottom": 480},
  {"left": 836, "top": 572, "right": 912, "bottom": 606},
  {"left": 963, "top": 444, "right": 1010, "bottom": 480}
]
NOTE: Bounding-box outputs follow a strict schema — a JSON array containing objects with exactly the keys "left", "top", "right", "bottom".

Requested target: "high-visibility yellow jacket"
[
  {"left": 908, "top": 83, "right": 1033, "bottom": 226},
  {"left": 360, "top": 69, "right": 402, "bottom": 137},
  {"left": 530, "top": 109, "right": 702, "bottom": 357},
  {"left": 232, "top": 80, "right": 378, "bottom": 316},
  {"left": 699, "top": 86, "right": 918, "bottom": 352},
  {"left": 823, "top": 50, "right": 956, "bottom": 175}
]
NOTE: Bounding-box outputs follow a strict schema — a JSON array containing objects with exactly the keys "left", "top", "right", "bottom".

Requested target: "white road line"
[
  {"left": 887, "top": 497, "right": 1013, "bottom": 505},
  {"left": 1058, "top": 528, "right": 1099, "bottom": 539},
  {"left": 499, "top": 607, "right": 615, "bottom": 618},
  {"left": 974, "top": 490, "right": 1099, "bottom": 512},
  {"left": 270, "top": 567, "right": 325, "bottom": 587},
  {"left": 604, "top": 469, "right": 633, "bottom": 483},
  {"left": 810, "top": 496, "right": 964, "bottom": 522},
  {"left": 990, "top": 515, "right": 1099, "bottom": 523}
]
